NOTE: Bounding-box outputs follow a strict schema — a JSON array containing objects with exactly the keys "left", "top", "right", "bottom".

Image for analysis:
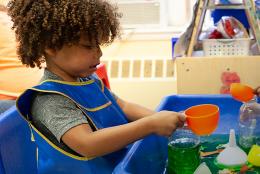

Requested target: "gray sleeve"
[{"left": 31, "top": 93, "right": 88, "bottom": 142}]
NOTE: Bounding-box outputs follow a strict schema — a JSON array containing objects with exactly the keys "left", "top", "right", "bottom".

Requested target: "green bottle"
[{"left": 167, "top": 126, "right": 201, "bottom": 174}]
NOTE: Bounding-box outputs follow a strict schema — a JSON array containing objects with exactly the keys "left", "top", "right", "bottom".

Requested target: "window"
[
  {"left": 109, "top": 0, "right": 197, "bottom": 39},
  {"left": 115, "top": 0, "right": 166, "bottom": 28}
]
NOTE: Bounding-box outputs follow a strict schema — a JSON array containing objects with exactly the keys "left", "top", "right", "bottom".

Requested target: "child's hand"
[
  {"left": 254, "top": 86, "right": 260, "bottom": 97},
  {"left": 148, "top": 111, "right": 186, "bottom": 137}
]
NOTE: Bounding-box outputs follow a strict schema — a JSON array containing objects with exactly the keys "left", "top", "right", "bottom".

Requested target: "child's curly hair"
[{"left": 7, "top": 0, "right": 121, "bottom": 68}]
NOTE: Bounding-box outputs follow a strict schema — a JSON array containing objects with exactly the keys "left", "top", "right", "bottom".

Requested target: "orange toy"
[
  {"left": 230, "top": 83, "right": 254, "bottom": 102},
  {"left": 185, "top": 104, "right": 220, "bottom": 136}
]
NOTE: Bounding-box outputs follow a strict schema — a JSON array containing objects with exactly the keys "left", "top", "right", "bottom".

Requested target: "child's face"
[{"left": 46, "top": 37, "right": 102, "bottom": 81}]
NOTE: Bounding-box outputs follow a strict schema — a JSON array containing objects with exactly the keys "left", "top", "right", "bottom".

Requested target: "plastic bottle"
[
  {"left": 238, "top": 97, "right": 260, "bottom": 153},
  {"left": 167, "top": 125, "right": 201, "bottom": 174}
]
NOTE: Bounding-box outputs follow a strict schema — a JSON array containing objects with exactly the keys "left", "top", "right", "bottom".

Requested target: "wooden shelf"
[
  {"left": 175, "top": 0, "right": 260, "bottom": 94},
  {"left": 186, "top": 0, "right": 260, "bottom": 56},
  {"left": 175, "top": 56, "right": 260, "bottom": 94},
  {"left": 207, "top": 4, "right": 246, "bottom": 9}
]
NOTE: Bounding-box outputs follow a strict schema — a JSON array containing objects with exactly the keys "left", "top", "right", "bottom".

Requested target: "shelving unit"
[
  {"left": 175, "top": 0, "right": 260, "bottom": 94},
  {"left": 244, "top": 0, "right": 260, "bottom": 48}
]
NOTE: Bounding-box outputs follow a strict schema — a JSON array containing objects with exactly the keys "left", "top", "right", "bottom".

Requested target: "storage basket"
[{"left": 203, "top": 38, "right": 250, "bottom": 56}]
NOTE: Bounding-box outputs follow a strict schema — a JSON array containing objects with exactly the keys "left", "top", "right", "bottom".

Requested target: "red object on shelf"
[
  {"left": 220, "top": 71, "right": 241, "bottom": 94},
  {"left": 96, "top": 63, "right": 110, "bottom": 89},
  {"left": 208, "top": 29, "right": 224, "bottom": 39},
  {"left": 223, "top": 18, "right": 236, "bottom": 38}
]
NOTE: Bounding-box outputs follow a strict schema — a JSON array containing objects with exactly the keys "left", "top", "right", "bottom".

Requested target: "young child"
[{"left": 8, "top": 0, "right": 185, "bottom": 173}]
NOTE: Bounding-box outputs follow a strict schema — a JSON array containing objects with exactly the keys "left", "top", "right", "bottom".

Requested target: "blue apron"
[{"left": 16, "top": 75, "right": 168, "bottom": 174}]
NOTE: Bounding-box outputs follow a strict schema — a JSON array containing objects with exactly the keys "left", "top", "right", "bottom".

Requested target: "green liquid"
[{"left": 167, "top": 138, "right": 201, "bottom": 174}]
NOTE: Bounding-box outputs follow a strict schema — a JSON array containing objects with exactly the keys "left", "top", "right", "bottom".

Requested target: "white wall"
[
  {"left": 102, "top": 40, "right": 177, "bottom": 109},
  {"left": 110, "top": 79, "right": 177, "bottom": 110},
  {"left": 100, "top": 0, "right": 196, "bottom": 109}
]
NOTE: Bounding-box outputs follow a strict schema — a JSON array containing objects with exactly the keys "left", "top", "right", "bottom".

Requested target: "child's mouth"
[{"left": 89, "top": 63, "right": 100, "bottom": 71}]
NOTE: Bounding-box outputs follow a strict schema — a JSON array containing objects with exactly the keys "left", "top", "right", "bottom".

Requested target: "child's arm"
[
  {"left": 62, "top": 111, "right": 185, "bottom": 158},
  {"left": 116, "top": 97, "right": 156, "bottom": 121}
]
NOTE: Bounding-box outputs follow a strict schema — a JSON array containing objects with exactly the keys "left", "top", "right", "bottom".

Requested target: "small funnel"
[{"left": 216, "top": 129, "right": 247, "bottom": 169}]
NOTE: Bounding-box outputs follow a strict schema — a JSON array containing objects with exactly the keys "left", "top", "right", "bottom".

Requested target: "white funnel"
[{"left": 216, "top": 129, "right": 247, "bottom": 167}]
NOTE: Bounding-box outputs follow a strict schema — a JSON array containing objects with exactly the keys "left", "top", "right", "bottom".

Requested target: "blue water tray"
[
  {"left": 156, "top": 94, "right": 244, "bottom": 134},
  {"left": 0, "top": 95, "right": 248, "bottom": 174}
]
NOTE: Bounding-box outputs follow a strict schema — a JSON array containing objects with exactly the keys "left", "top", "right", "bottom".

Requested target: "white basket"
[{"left": 203, "top": 38, "right": 250, "bottom": 56}]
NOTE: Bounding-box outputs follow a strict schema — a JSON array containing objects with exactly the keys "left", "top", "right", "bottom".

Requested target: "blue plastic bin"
[
  {"left": 156, "top": 94, "right": 243, "bottom": 134},
  {"left": 0, "top": 106, "right": 167, "bottom": 174},
  {"left": 0, "top": 100, "right": 15, "bottom": 114},
  {"left": 0, "top": 106, "right": 37, "bottom": 174},
  {"left": 0, "top": 94, "right": 250, "bottom": 173}
]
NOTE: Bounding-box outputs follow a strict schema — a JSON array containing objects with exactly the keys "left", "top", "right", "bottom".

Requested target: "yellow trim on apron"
[
  {"left": 29, "top": 88, "right": 112, "bottom": 112},
  {"left": 30, "top": 123, "right": 94, "bottom": 160},
  {"left": 17, "top": 110, "right": 97, "bottom": 161},
  {"left": 96, "top": 76, "right": 105, "bottom": 92},
  {"left": 15, "top": 102, "right": 93, "bottom": 160},
  {"left": 39, "top": 79, "right": 95, "bottom": 86},
  {"left": 15, "top": 76, "right": 112, "bottom": 160},
  {"left": 15, "top": 88, "right": 111, "bottom": 160}
]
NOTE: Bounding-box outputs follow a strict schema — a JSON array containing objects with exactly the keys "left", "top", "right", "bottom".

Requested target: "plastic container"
[
  {"left": 216, "top": 129, "right": 248, "bottom": 170},
  {"left": 248, "top": 144, "right": 260, "bottom": 166},
  {"left": 203, "top": 38, "right": 250, "bottom": 56},
  {"left": 168, "top": 126, "right": 200, "bottom": 174},
  {"left": 211, "top": 9, "right": 250, "bottom": 29},
  {"left": 230, "top": 83, "right": 255, "bottom": 103},
  {"left": 185, "top": 104, "right": 220, "bottom": 136},
  {"left": 238, "top": 97, "right": 260, "bottom": 153}
]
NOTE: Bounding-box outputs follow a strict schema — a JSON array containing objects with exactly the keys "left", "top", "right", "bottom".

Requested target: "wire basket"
[{"left": 203, "top": 38, "right": 250, "bottom": 56}]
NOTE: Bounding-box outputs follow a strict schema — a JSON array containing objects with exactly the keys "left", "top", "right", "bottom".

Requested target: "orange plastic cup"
[
  {"left": 185, "top": 104, "right": 219, "bottom": 136},
  {"left": 230, "top": 83, "right": 254, "bottom": 102}
]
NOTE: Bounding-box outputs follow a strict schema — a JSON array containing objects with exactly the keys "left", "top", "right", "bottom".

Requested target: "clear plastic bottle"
[{"left": 238, "top": 97, "right": 260, "bottom": 153}]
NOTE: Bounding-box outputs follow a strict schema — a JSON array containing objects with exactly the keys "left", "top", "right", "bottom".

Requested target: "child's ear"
[{"left": 44, "top": 48, "right": 57, "bottom": 57}]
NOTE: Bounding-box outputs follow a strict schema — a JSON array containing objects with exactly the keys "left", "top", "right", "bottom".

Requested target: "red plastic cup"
[
  {"left": 185, "top": 104, "right": 220, "bottom": 136},
  {"left": 230, "top": 83, "right": 254, "bottom": 103}
]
